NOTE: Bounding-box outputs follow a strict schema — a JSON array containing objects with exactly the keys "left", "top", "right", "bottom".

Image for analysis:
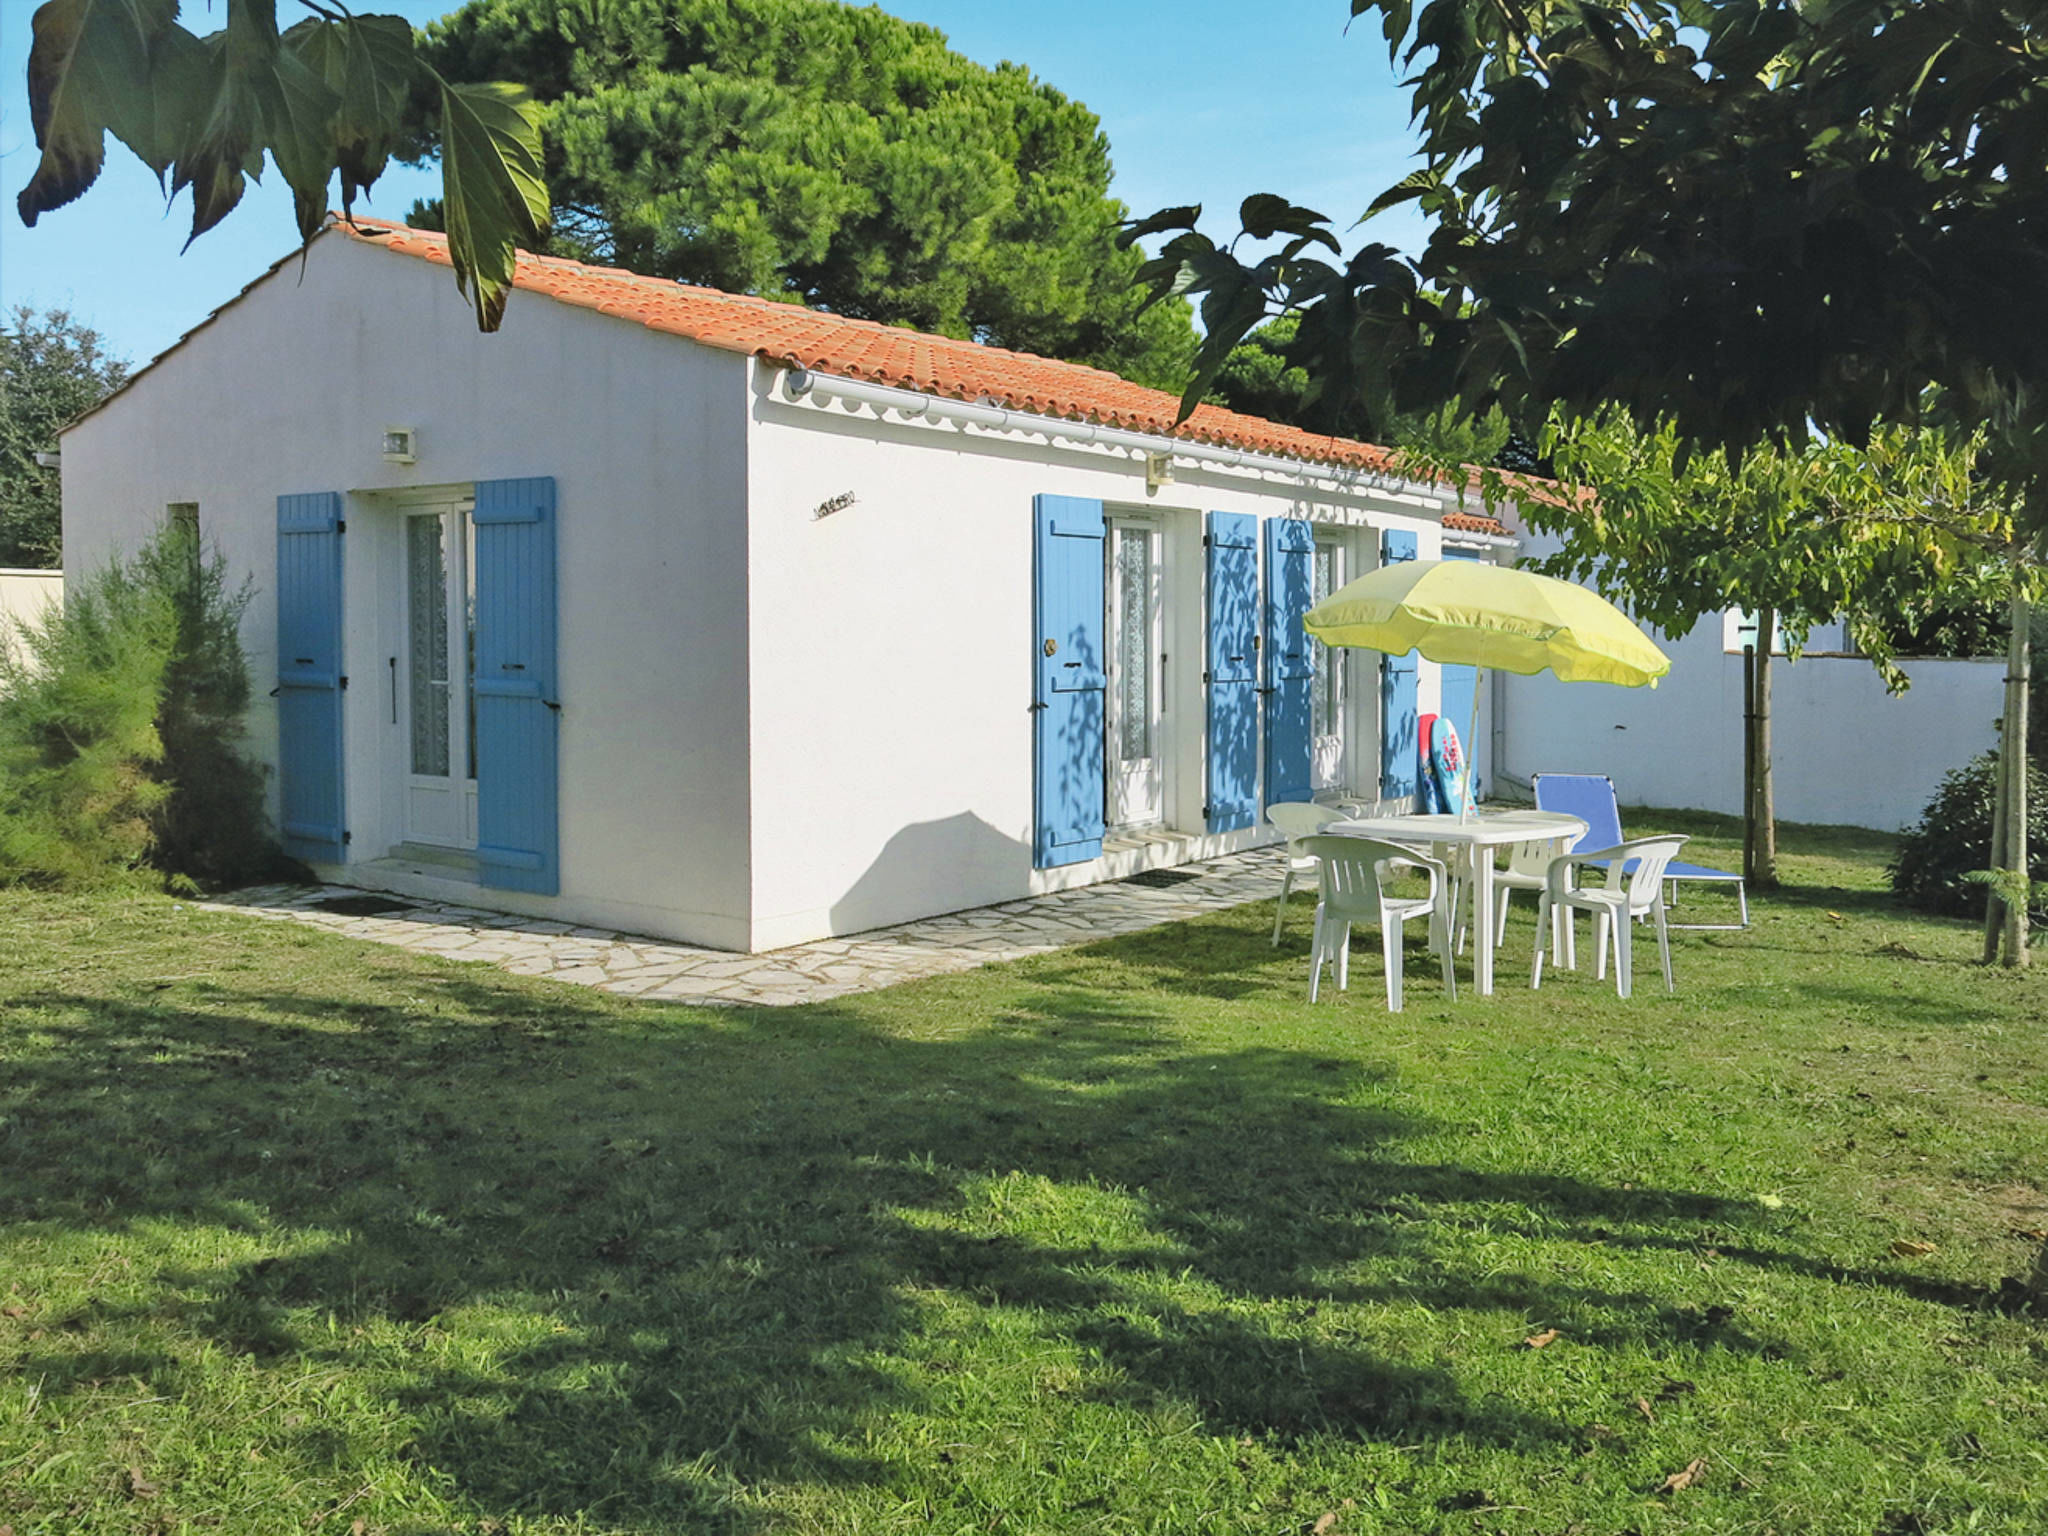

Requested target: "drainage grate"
[
  {"left": 309, "top": 894, "right": 417, "bottom": 917},
  {"left": 1123, "top": 868, "right": 1203, "bottom": 889}
]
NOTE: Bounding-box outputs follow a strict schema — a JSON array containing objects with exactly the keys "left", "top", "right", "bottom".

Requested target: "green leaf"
[
  {"left": 1365, "top": 166, "right": 1443, "bottom": 220},
  {"left": 1237, "top": 193, "right": 1340, "bottom": 253},
  {"left": 266, "top": 41, "right": 347, "bottom": 241},
  {"left": 1117, "top": 204, "right": 1201, "bottom": 250},
  {"left": 431, "top": 74, "right": 548, "bottom": 332},
  {"left": 167, "top": 2, "right": 341, "bottom": 251},
  {"left": 167, "top": 26, "right": 265, "bottom": 249},
  {"left": 285, "top": 14, "right": 416, "bottom": 213},
  {"left": 1177, "top": 269, "right": 1274, "bottom": 423},
  {"left": 16, "top": 0, "right": 181, "bottom": 225}
]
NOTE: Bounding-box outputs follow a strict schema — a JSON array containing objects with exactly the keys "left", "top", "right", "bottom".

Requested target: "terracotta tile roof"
[
  {"left": 332, "top": 217, "right": 1513, "bottom": 535},
  {"left": 1441, "top": 510, "right": 1508, "bottom": 534}
]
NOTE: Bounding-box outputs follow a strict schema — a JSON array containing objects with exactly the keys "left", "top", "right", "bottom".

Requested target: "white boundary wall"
[
  {"left": 0, "top": 568, "right": 61, "bottom": 634},
  {"left": 1497, "top": 527, "right": 2003, "bottom": 832}
]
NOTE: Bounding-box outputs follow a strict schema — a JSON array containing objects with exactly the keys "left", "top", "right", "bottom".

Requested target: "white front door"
[
  {"left": 1105, "top": 517, "right": 1166, "bottom": 829},
  {"left": 1311, "top": 536, "right": 1348, "bottom": 792},
  {"left": 403, "top": 503, "right": 479, "bottom": 849}
]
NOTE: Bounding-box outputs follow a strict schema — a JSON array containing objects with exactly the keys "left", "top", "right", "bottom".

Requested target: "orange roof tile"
[{"left": 332, "top": 217, "right": 1512, "bottom": 535}]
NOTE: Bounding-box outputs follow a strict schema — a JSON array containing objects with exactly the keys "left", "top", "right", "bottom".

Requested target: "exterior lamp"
[{"left": 381, "top": 426, "right": 419, "bottom": 465}]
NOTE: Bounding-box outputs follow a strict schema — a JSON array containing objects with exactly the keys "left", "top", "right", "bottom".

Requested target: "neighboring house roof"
[{"left": 70, "top": 214, "right": 1514, "bottom": 536}]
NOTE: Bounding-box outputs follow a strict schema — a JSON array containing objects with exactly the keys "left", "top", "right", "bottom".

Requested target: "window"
[{"left": 166, "top": 503, "right": 200, "bottom": 578}]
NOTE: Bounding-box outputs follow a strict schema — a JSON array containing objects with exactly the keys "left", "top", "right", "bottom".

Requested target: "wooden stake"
[{"left": 1742, "top": 639, "right": 1757, "bottom": 885}]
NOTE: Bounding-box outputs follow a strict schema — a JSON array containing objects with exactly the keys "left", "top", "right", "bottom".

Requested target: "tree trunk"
[
  {"left": 1983, "top": 698, "right": 2010, "bottom": 964},
  {"left": 2003, "top": 579, "right": 2031, "bottom": 966},
  {"left": 1750, "top": 607, "right": 1779, "bottom": 888}
]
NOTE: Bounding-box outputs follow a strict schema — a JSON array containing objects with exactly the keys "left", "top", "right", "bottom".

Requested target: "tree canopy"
[
  {"left": 419, "top": 0, "right": 1195, "bottom": 386},
  {"left": 0, "top": 306, "right": 129, "bottom": 568},
  {"left": 1129, "top": 0, "right": 2048, "bottom": 520},
  {"left": 1500, "top": 414, "right": 2026, "bottom": 683}
]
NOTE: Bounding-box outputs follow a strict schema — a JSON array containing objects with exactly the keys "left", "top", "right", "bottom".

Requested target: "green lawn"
[{"left": 3, "top": 811, "right": 2046, "bottom": 1536}]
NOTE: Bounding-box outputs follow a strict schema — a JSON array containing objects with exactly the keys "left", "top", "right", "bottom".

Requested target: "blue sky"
[{"left": 0, "top": 0, "right": 1431, "bottom": 366}]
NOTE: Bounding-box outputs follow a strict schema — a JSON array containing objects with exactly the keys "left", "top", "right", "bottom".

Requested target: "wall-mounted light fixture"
[
  {"left": 381, "top": 426, "right": 419, "bottom": 465},
  {"left": 813, "top": 490, "right": 858, "bottom": 520},
  {"left": 1145, "top": 451, "right": 1175, "bottom": 493}
]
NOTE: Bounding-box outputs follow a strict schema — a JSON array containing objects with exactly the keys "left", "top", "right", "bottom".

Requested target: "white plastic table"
[{"left": 1328, "top": 809, "right": 1588, "bottom": 997}]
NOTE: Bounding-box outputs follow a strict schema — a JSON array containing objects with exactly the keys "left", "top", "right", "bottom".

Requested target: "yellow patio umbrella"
[{"left": 1303, "top": 558, "right": 1669, "bottom": 814}]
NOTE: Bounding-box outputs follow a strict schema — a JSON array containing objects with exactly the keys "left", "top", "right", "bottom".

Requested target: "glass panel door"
[
  {"left": 407, "top": 515, "right": 451, "bottom": 777},
  {"left": 1104, "top": 519, "right": 1166, "bottom": 828},
  {"left": 403, "top": 506, "right": 479, "bottom": 848},
  {"left": 1311, "top": 538, "right": 1347, "bottom": 791}
]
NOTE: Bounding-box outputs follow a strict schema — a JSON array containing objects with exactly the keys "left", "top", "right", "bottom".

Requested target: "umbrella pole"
[{"left": 1462, "top": 668, "right": 1484, "bottom": 821}]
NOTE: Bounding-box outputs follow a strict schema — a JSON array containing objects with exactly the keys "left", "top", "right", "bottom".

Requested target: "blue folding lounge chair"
[{"left": 1531, "top": 773, "right": 1749, "bottom": 931}]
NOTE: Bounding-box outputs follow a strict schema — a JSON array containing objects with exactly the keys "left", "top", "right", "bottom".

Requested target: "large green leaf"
[
  {"left": 165, "top": 26, "right": 260, "bottom": 247},
  {"left": 285, "top": 14, "right": 416, "bottom": 212},
  {"left": 16, "top": 0, "right": 181, "bottom": 224},
  {"left": 165, "top": 3, "right": 341, "bottom": 248},
  {"left": 17, "top": 2, "right": 551, "bottom": 337},
  {"left": 1115, "top": 204, "right": 1201, "bottom": 251},
  {"left": 1236, "top": 194, "right": 1340, "bottom": 252},
  {"left": 431, "top": 74, "right": 549, "bottom": 331}
]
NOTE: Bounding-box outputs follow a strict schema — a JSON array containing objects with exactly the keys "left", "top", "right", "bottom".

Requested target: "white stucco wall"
[
  {"left": 61, "top": 235, "right": 755, "bottom": 947},
  {"left": 741, "top": 365, "right": 1490, "bottom": 947},
  {"left": 1497, "top": 527, "right": 2002, "bottom": 832},
  {"left": 0, "top": 568, "right": 61, "bottom": 634}
]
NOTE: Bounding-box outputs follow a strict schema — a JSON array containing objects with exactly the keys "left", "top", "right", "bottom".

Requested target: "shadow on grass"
[{"left": 0, "top": 940, "right": 1998, "bottom": 1529}]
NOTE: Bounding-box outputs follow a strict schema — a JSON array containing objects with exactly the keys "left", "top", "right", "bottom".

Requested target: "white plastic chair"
[
  {"left": 1489, "top": 835, "right": 1577, "bottom": 964},
  {"left": 1265, "top": 801, "right": 1343, "bottom": 945},
  {"left": 1297, "top": 835, "right": 1457, "bottom": 1012},
  {"left": 1530, "top": 835, "right": 1689, "bottom": 999}
]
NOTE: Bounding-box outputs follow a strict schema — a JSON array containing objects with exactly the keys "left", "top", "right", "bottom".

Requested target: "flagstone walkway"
[{"left": 206, "top": 847, "right": 1287, "bottom": 1007}]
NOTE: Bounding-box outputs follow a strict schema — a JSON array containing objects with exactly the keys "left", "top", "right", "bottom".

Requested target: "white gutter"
[
  {"left": 780, "top": 367, "right": 1459, "bottom": 508},
  {"left": 1443, "top": 529, "right": 1520, "bottom": 552}
]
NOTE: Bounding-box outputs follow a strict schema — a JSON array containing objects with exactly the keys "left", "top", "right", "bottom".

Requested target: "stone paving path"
[{"left": 207, "top": 848, "right": 1287, "bottom": 1008}]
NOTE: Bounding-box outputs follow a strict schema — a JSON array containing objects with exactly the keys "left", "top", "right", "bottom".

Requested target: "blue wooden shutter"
[
  {"left": 473, "top": 476, "right": 560, "bottom": 895},
  {"left": 1378, "top": 529, "right": 1420, "bottom": 800},
  {"left": 276, "top": 492, "right": 347, "bottom": 862},
  {"left": 1206, "top": 510, "right": 1260, "bottom": 832},
  {"left": 1033, "top": 494, "right": 1106, "bottom": 867},
  {"left": 1439, "top": 546, "right": 1483, "bottom": 800},
  {"left": 1262, "top": 517, "right": 1315, "bottom": 806}
]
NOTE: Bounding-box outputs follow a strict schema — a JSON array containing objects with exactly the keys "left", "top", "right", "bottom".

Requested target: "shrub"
[
  {"left": 137, "top": 530, "right": 276, "bottom": 886},
  {"left": 1888, "top": 751, "right": 2048, "bottom": 924},
  {"left": 0, "top": 550, "right": 176, "bottom": 885},
  {"left": 0, "top": 526, "right": 277, "bottom": 889}
]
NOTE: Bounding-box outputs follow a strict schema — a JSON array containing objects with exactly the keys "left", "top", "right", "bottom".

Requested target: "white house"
[{"left": 61, "top": 216, "right": 1514, "bottom": 951}]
